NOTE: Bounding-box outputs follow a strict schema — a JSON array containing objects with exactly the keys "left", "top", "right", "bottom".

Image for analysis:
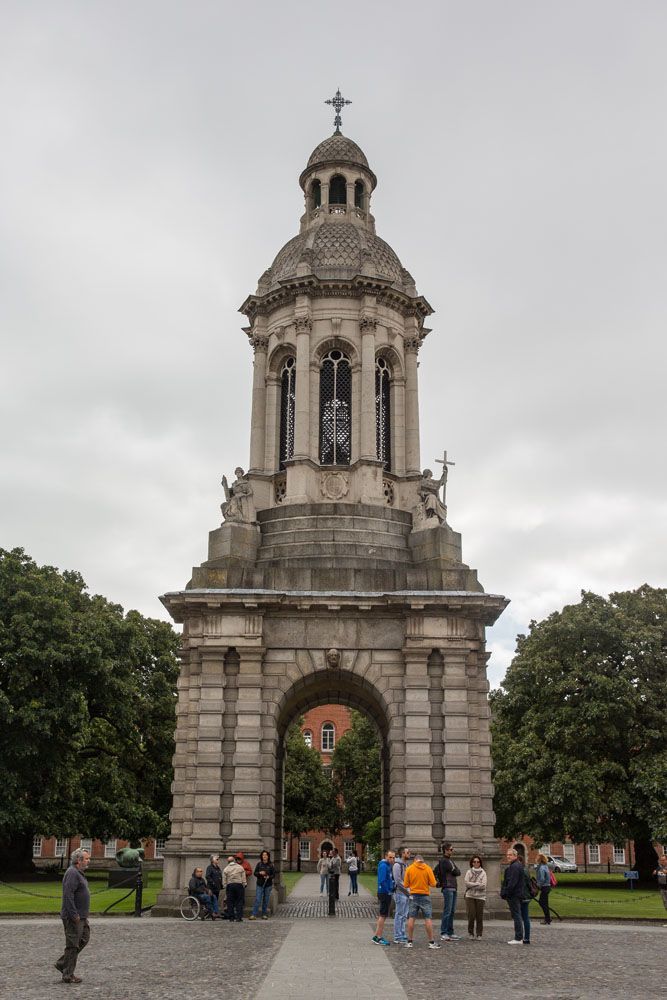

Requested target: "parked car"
[{"left": 546, "top": 854, "right": 578, "bottom": 873}]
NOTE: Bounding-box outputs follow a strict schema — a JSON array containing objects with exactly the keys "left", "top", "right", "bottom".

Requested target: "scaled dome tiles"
[
  {"left": 269, "top": 223, "right": 404, "bottom": 285},
  {"left": 306, "top": 135, "right": 370, "bottom": 171}
]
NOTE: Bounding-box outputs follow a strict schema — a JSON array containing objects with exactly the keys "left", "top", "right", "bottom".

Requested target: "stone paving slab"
[{"left": 255, "top": 920, "right": 407, "bottom": 1000}]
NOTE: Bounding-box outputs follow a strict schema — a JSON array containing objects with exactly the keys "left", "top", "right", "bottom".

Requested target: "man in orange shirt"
[{"left": 404, "top": 854, "right": 441, "bottom": 949}]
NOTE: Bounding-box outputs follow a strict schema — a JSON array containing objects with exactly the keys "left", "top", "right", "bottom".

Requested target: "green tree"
[
  {"left": 282, "top": 722, "right": 341, "bottom": 869},
  {"left": 490, "top": 585, "right": 667, "bottom": 880},
  {"left": 0, "top": 548, "right": 180, "bottom": 871},
  {"left": 331, "top": 710, "right": 382, "bottom": 845}
]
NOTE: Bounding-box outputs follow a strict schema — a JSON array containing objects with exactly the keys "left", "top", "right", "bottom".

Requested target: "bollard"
[
  {"left": 134, "top": 865, "right": 143, "bottom": 917},
  {"left": 328, "top": 876, "right": 336, "bottom": 916}
]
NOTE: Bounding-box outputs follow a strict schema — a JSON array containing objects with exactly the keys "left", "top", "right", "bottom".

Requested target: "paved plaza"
[{"left": 0, "top": 877, "right": 663, "bottom": 999}]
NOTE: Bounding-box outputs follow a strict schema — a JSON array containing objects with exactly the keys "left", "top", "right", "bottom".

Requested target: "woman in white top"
[{"left": 463, "top": 855, "right": 487, "bottom": 939}]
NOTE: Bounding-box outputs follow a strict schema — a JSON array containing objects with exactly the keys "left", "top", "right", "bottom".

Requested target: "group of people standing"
[
  {"left": 316, "top": 847, "right": 361, "bottom": 897},
  {"left": 372, "top": 842, "right": 489, "bottom": 948},
  {"left": 371, "top": 841, "right": 560, "bottom": 949},
  {"left": 188, "top": 850, "right": 276, "bottom": 922}
]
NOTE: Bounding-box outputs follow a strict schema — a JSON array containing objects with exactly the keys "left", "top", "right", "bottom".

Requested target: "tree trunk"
[
  {"left": 0, "top": 832, "right": 35, "bottom": 874},
  {"left": 633, "top": 831, "right": 658, "bottom": 883}
]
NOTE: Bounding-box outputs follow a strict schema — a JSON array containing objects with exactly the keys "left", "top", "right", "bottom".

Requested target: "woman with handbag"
[{"left": 535, "top": 852, "right": 552, "bottom": 925}]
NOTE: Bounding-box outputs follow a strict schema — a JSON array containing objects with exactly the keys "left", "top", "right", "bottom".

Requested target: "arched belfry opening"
[
  {"left": 329, "top": 173, "right": 347, "bottom": 205},
  {"left": 153, "top": 118, "right": 508, "bottom": 916}
]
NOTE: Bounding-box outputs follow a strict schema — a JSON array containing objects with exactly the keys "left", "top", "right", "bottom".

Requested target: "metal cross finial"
[
  {"left": 325, "top": 88, "right": 351, "bottom": 135},
  {"left": 435, "top": 450, "right": 456, "bottom": 504}
]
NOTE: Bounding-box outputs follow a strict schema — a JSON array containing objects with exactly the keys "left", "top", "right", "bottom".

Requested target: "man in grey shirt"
[{"left": 55, "top": 848, "right": 91, "bottom": 984}]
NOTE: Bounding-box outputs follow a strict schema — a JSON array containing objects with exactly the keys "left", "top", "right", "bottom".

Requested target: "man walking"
[
  {"left": 435, "top": 842, "right": 461, "bottom": 941},
  {"left": 55, "top": 848, "right": 91, "bottom": 984},
  {"left": 372, "top": 849, "right": 395, "bottom": 946},
  {"left": 404, "top": 854, "right": 440, "bottom": 949},
  {"left": 392, "top": 847, "right": 411, "bottom": 944}
]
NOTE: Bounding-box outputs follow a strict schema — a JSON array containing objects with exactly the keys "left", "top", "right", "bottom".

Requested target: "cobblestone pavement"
[
  {"left": 0, "top": 915, "right": 664, "bottom": 999},
  {"left": 383, "top": 919, "right": 666, "bottom": 1000}
]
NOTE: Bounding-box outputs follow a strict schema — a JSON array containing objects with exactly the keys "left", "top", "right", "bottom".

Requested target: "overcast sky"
[{"left": 2, "top": 1, "right": 665, "bottom": 688}]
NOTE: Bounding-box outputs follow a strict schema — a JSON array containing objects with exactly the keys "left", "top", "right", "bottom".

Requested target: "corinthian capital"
[
  {"left": 295, "top": 316, "right": 312, "bottom": 335},
  {"left": 404, "top": 336, "right": 421, "bottom": 354},
  {"left": 360, "top": 314, "right": 377, "bottom": 333},
  {"left": 250, "top": 335, "right": 269, "bottom": 353}
]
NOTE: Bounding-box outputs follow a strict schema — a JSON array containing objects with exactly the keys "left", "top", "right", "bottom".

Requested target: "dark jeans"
[
  {"left": 226, "top": 882, "right": 245, "bottom": 921},
  {"left": 330, "top": 874, "right": 340, "bottom": 900},
  {"left": 507, "top": 896, "right": 530, "bottom": 942},
  {"left": 538, "top": 886, "right": 551, "bottom": 922},
  {"left": 440, "top": 888, "right": 457, "bottom": 936},
  {"left": 349, "top": 871, "right": 358, "bottom": 894},
  {"left": 56, "top": 917, "right": 90, "bottom": 978}
]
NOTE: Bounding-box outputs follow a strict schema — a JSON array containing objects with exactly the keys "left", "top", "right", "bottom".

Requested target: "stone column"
[
  {"left": 293, "top": 316, "right": 311, "bottom": 459},
  {"left": 264, "top": 372, "right": 280, "bottom": 473},
  {"left": 228, "top": 644, "right": 265, "bottom": 853},
  {"left": 360, "top": 315, "right": 377, "bottom": 460},
  {"left": 404, "top": 333, "right": 421, "bottom": 475},
  {"left": 249, "top": 331, "right": 268, "bottom": 472},
  {"left": 402, "top": 642, "right": 436, "bottom": 853},
  {"left": 391, "top": 375, "right": 406, "bottom": 475}
]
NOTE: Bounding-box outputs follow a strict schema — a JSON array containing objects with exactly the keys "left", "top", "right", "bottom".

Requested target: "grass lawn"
[
  {"left": 280, "top": 871, "right": 304, "bottom": 895},
  {"left": 0, "top": 871, "right": 163, "bottom": 915},
  {"left": 357, "top": 871, "right": 663, "bottom": 921}
]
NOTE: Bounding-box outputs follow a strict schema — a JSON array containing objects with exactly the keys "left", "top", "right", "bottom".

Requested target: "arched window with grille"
[
  {"left": 279, "top": 356, "right": 296, "bottom": 469},
  {"left": 321, "top": 722, "right": 335, "bottom": 751},
  {"left": 320, "top": 350, "right": 351, "bottom": 465},
  {"left": 375, "top": 357, "right": 391, "bottom": 470},
  {"left": 310, "top": 179, "right": 321, "bottom": 209}
]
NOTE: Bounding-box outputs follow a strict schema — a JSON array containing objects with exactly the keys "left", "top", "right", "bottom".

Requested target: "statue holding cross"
[{"left": 416, "top": 451, "right": 455, "bottom": 526}]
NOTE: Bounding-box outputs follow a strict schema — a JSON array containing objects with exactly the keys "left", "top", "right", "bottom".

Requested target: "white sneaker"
[
  {"left": 440, "top": 934, "right": 451, "bottom": 941},
  {"left": 405, "top": 941, "right": 413, "bottom": 948},
  {"left": 428, "top": 942, "right": 441, "bottom": 949},
  {"left": 507, "top": 939, "right": 523, "bottom": 945}
]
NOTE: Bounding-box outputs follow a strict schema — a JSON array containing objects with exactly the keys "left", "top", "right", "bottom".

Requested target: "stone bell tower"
[{"left": 154, "top": 97, "right": 508, "bottom": 914}]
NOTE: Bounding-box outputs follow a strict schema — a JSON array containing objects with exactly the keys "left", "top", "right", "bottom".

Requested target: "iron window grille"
[
  {"left": 375, "top": 357, "right": 391, "bottom": 470},
  {"left": 279, "top": 357, "right": 296, "bottom": 469},
  {"left": 320, "top": 350, "right": 351, "bottom": 465}
]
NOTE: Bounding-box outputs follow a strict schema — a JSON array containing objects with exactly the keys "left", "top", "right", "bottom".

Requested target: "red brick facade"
[
  {"left": 31, "top": 835, "right": 164, "bottom": 869},
  {"left": 282, "top": 705, "right": 363, "bottom": 870}
]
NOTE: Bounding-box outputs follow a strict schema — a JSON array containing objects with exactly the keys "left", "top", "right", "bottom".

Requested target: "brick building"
[
  {"left": 282, "top": 705, "right": 364, "bottom": 871},
  {"left": 31, "top": 835, "right": 165, "bottom": 870}
]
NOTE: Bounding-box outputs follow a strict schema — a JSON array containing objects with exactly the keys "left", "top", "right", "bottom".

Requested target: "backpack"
[{"left": 526, "top": 873, "right": 539, "bottom": 899}]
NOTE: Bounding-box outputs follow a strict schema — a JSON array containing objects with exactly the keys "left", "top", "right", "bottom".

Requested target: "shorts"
[
  {"left": 408, "top": 894, "right": 432, "bottom": 919},
  {"left": 378, "top": 892, "right": 392, "bottom": 917}
]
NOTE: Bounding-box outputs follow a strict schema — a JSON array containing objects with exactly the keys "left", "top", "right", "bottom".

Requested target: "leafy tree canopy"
[
  {"left": 0, "top": 548, "right": 180, "bottom": 870},
  {"left": 490, "top": 585, "right": 667, "bottom": 877},
  {"left": 331, "top": 710, "right": 381, "bottom": 843},
  {"left": 283, "top": 722, "right": 341, "bottom": 850}
]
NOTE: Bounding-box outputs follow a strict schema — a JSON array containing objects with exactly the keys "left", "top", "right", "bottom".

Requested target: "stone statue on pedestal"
[{"left": 221, "top": 467, "right": 255, "bottom": 524}]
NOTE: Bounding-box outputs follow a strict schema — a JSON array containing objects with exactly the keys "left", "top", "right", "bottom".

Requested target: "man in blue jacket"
[{"left": 372, "top": 849, "right": 396, "bottom": 946}]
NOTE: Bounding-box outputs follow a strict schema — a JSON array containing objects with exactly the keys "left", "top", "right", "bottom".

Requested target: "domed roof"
[
  {"left": 268, "top": 222, "right": 404, "bottom": 285},
  {"left": 306, "top": 134, "right": 370, "bottom": 170}
]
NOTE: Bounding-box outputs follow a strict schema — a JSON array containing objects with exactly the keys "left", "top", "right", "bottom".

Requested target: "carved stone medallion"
[{"left": 320, "top": 471, "right": 349, "bottom": 500}]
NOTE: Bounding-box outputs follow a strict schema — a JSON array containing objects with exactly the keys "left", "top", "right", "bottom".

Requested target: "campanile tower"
[{"left": 154, "top": 98, "right": 507, "bottom": 914}]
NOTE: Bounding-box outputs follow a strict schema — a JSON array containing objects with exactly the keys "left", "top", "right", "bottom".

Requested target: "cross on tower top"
[{"left": 325, "top": 88, "right": 352, "bottom": 135}]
